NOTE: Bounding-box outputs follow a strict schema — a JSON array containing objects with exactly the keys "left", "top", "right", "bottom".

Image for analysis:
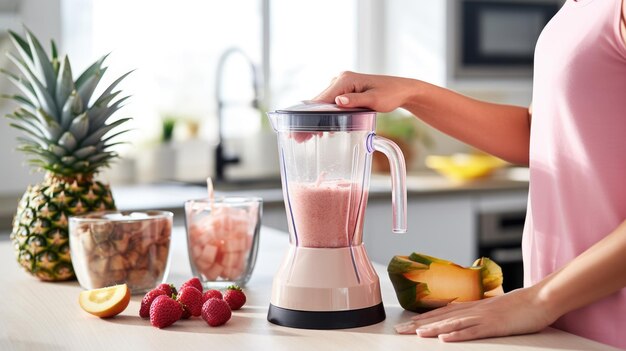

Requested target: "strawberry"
[
  {"left": 156, "top": 283, "right": 177, "bottom": 298},
  {"left": 201, "top": 298, "right": 232, "bottom": 327},
  {"left": 223, "top": 285, "right": 246, "bottom": 310},
  {"left": 180, "top": 277, "right": 203, "bottom": 293},
  {"left": 177, "top": 286, "right": 203, "bottom": 317},
  {"left": 202, "top": 289, "right": 223, "bottom": 303},
  {"left": 139, "top": 289, "right": 166, "bottom": 318},
  {"left": 150, "top": 295, "right": 183, "bottom": 328}
]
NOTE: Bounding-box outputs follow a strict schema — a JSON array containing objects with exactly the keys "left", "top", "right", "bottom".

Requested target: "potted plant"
[{"left": 373, "top": 110, "right": 433, "bottom": 173}]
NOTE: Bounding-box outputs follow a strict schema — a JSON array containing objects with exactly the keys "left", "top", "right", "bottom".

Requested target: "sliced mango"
[{"left": 388, "top": 253, "right": 503, "bottom": 313}]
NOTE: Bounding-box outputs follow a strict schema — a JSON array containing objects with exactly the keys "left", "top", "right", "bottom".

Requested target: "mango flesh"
[
  {"left": 403, "top": 262, "right": 483, "bottom": 302},
  {"left": 388, "top": 253, "right": 503, "bottom": 313}
]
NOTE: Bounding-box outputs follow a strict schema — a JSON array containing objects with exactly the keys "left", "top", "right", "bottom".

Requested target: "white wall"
[{"left": 0, "top": 0, "right": 62, "bottom": 195}]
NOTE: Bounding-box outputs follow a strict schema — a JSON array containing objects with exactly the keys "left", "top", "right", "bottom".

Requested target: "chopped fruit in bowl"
[{"left": 79, "top": 284, "right": 131, "bottom": 318}]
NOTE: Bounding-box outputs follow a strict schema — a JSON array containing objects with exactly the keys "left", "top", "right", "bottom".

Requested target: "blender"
[{"left": 267, "top": 101, "right": 407, "bottom": 329}]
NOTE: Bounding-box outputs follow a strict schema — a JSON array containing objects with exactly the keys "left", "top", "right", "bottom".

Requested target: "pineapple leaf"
[
  {"left": 0, "top": 68, "right": 39, "bottom": 106},
  {"left": 55, "top": 56, "right": 74, "bottom": 109},
  {"left": 73, "top": 146, "right": 97, "bottom": 159},
  {"left": 61, "top": 155, "right": 77, "bottom": 165},
  {"left": 18, "top": 108, "right": 51, "bottom": 135},
  {"left": 60, "top": 90, "right": 82, "bottom": 130},
  {"left": 58, "top": 131, "right": 77, "bottom": 151},
  {"left": 80, "top": 117, "right": 131, "bottom": 147},
  {"left": 88, "top": 96, "right": 130, "bottom": 132},
  {"left": 1, "top": 93, "right": 35, "bottom": 108},
  {"left": 102, "top": 128, "right": 132, "bottom": 145},
  {"left": 16, "top": 136, "right": 47, "bottom": 150},
  {"left": 71, "top": 160, "right": 89, "bottom": 171},
  {"left": 19, "top": 143, "right": 62, "bottom": 164},
  {"left": 68, "top": 112, "right": 89, "bottom": 141},
  {"left": 91, "top": 90, "right": 121, "bottom": 109},
  {"left": 75, "top": 53, "right": 109, "bottom": 90},
  {"left": 102, "top": 141, "right": 130, "bottom": 150},
  {"left": 27, "top": 159, "right": 46, "bottom": 166},
  {"left": 77, "top": 67, "right": 106, "bottom": 108},
  {"left": 50, "top": 40, "right": 58, "bottom": 61},
  {"left": 91, "top": 69, "right": 134, "bottom": 107},
  {"left": 89, "top": 160, "right": 111, "bottom": 171},
  {"left": 48, "top": 144, "right": 67, "bottom": 157},
  {"left": 36, "top": 108, "right": 61, "bottom": 140},
  {"left": 6, "top": 112, "right": 51, "bottom": 140},
  {"left": 88, "top": 152, "right": 115, "bottom": 163},
  {"left": 10, "top": 123, "right": 49, "bottom": 147},
  {"left": 8, "top": 30, "right": 32, "bottom": 59},
  {"left": 7, "top": 53, "right": 58, "bottom": 118},
  {"left": 87, "top": 91, "right": 122, "bottom": 127},
  {"left": 51, "top": 40, "right": 60, "bottom": 76},
  {"left": 7, "top": 30, "right": 38, "bottom": 80},
  {"left": 25, "top": 28, "right": 57, "bottom": 97}
]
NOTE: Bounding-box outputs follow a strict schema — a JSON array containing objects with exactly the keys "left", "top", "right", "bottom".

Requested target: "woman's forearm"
[
  {"left": 533, "top": 220, "right": 626, "bottom": 319},
  {"left": 315, "top": 72, "right": 532, "bottom": 165},
  {"left": 401, "top": 79, "right": 531, "bottom": 165}
]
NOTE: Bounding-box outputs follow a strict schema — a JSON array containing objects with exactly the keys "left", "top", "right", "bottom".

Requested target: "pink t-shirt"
[{"left": 524, "top": 0, "right": 626, "bottom": 348}]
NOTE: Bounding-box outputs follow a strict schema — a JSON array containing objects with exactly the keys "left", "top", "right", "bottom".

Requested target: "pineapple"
[{"left": 2, "top": 29, "right": 132, "bottom": 281}]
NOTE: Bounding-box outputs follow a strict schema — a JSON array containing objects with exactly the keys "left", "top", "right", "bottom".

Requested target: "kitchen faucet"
[{"left": 214, "top": 47, "right": 261, "bottom": 181}]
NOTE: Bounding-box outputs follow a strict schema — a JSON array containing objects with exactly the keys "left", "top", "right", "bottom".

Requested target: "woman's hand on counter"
[{"left": 410, "top": 287, "right": 556, "bottom": 342}]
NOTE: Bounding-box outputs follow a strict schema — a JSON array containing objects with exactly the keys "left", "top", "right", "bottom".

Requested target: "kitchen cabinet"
[
  {"left": 364, "top": 194, "right": 475, "bottom": 265},
  {"left": 362, "top": 189, "right": 528, "bottom": 267}
]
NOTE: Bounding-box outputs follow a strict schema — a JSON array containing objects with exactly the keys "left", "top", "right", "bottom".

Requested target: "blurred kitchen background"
[{"left": 0, "top": 0, "right": 563, "bottom": 291}]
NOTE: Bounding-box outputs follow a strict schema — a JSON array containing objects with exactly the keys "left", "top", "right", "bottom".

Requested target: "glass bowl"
[
  {"left": 184, "top": 197, "right": 262, "bottom": 288},
  {"left": 69, "top": 211, "right": 173, "bottom": 294}
]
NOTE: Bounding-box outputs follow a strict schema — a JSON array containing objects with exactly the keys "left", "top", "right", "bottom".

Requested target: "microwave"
[{"left": 452, "top": 0, "right": 562, "bottom": 78}]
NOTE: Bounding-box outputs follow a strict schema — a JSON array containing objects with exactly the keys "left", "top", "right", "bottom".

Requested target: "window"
[{"left": 64, "top": 0, "right": 357, "bottom": 143}]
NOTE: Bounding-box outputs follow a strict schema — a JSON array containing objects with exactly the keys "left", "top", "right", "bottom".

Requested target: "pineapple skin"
[{"left": 10, "top": 173, "right": 116, "bottom": 281}]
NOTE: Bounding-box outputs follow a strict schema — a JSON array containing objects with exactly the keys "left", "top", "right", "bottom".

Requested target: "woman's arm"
[
  {"left": 411, "top": 219, "right": 626, "bottom": 341},
  {"left": 315, "top": 72, "right": 531, "bottom": 165}
]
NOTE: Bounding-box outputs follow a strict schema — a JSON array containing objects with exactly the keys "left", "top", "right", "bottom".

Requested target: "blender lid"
[
  {"left": 268, "top": 101, "right": 376, "bottom": 132},
  {"left": 275, "top": 100, "right": 373, "bottom": 114}
]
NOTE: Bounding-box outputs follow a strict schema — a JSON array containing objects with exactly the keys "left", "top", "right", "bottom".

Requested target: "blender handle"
[{"left": 367, "top": 133, "right": 408, "bottom": 233}]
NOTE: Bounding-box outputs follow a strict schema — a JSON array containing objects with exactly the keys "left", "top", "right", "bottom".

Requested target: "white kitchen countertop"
[{"left": 0, "top": 225, "right": 618, "bottom": 351}]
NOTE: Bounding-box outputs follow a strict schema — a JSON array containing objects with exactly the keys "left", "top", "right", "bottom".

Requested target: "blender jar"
[{"left": 268, "top": 101, "right": 407, "bottom": 250}]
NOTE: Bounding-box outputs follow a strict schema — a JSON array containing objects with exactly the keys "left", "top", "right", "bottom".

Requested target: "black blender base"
[{"left": 267, "top": 303, "right": 385, "bottom": 329}]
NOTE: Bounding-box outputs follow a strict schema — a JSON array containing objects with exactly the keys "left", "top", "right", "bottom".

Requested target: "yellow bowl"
[{"left": 425, "top": 154, "right": 506, "bottom": 182}]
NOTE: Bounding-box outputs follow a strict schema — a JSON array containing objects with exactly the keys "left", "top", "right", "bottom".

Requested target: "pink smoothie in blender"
[{"left": 288, "top": 178, "right": 367, "bottom": 248}]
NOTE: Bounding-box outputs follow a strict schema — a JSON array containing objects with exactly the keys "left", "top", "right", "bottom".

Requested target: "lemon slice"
[{"left": 79, "top": 284, "right": 131, "bottom": 318}]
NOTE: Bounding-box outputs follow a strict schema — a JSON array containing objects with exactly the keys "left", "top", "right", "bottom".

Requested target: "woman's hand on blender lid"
[{"left": 313, "top": 71, "right": 416, "bottom": 113}]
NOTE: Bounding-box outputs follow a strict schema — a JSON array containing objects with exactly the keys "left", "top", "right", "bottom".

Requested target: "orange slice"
[{"left": 79, "top": 284, "right": 131, "bottom": 318}]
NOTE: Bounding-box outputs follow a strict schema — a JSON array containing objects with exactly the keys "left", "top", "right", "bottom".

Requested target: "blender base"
[{"left": 267, "top": 303, "right": 385, "bottom": 330}]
